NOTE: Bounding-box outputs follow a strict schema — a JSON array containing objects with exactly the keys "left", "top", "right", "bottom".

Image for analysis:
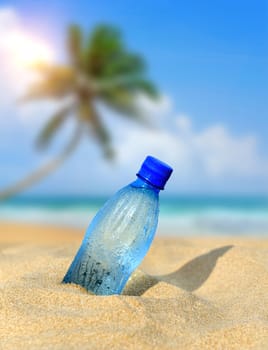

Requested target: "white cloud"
[
  {"left": 0, "top": 7, "right": 55, "bottom": 125},
  {"left": 0, "top": 7, "right": 68, "bottom": 189},
  {"left": 0, "top": 7, "right": 18, "bottom": 31},
  {"left": 46, "top": 112, "right": 267, "bottom": 195},
  {"left": 175, "top": 114, "right": 192, "bottom": 132},
  {"left": 114, "top": 115, "right": 268, "bottom": 184},
  {"left": 0, "top": 7, "right": 267, "bottom": 195},
  {"left": 192, "top": 124, "right": 266, "bottom": 177},
  {"left": 135, "top": 93, "right": 173, "bottom": 118}
]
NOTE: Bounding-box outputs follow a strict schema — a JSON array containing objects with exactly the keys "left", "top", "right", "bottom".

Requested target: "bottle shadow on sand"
[{"left": 123, "top": 245, "right": 233, "bottom": 296}]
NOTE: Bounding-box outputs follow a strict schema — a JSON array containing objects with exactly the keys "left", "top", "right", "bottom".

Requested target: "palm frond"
[
  {"left": 101, "top": 88, "right": 148, "bottom": 124},
  {"left": 98, "top": 77, "right": 158, "bottom": 98},
  {"left": 30, "top": 63, "right": 74, "bottom": 78},
  {"left": 129, "top": 79, "right": 159, "bottom": 99},
  {"left": 101, "top": 53, "right": 145, "bottom": 78},
  {"left": 78, "top": 101, "right": 114, "bottom": 159},
  {"left": 36, "top": 105, "right": 73, "bottom": 149},
  {"left": 24, "top": 24, "right": 158, "bottom": 158},
  {"left": 22, "top": 66, "right": 76, "bottom": 100},
  {"left": 68, "top": 25, "right": 83, "bottom": 69},
  {"left": 85, "top": 25, "right": 124, "bottom": 77},
  {"left": 100, "top": 76, "right": 159, "bottom": 125}
]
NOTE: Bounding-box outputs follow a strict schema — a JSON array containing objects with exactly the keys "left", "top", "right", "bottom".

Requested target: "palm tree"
[{"left": 0, "top": 24, "right": 158, "bottom": 200}]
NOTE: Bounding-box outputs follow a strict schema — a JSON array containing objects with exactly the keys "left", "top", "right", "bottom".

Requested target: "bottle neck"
[{"left": 131, "top": 176, "right": 161, "bottom": 193}]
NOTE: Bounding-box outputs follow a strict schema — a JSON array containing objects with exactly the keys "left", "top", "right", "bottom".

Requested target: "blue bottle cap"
[{"left": 137, "top": 155, "right": 173, "bottom": 190}]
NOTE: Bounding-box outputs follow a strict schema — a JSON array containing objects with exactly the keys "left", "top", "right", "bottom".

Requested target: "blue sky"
[{"left": 0, "top": 0, "right": 267, "bottom": 195}]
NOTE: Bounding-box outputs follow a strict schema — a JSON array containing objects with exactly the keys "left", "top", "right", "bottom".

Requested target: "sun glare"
[
  {"left": 8, "top": 31, "right": 54, "bottom": 67},
  {"left": 0, "top": 22, "right": 55, "bottom": 92}
]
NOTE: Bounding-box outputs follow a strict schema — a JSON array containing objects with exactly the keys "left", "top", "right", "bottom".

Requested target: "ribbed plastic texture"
[{"left": 63, "top": 179, "right": 159, "bottom": 295}]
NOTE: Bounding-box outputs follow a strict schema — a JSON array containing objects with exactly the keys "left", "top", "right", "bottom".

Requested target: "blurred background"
[{"left": 0, "top": 0, "right": 267, "bottom": 236}]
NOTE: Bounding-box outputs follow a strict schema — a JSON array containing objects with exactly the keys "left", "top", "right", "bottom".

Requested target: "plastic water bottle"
[{"left": 62, "top": 155, "right": 173, "bottom": 295}]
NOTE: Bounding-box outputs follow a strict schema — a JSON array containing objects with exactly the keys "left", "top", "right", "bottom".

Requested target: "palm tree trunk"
[{"left": 0, "top": 126, "right": 82, "bottom": 201}]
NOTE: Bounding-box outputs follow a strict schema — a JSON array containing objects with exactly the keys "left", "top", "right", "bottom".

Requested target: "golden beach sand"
[{"left": 0, "top": 222, "right": 268, "bottom": 349}]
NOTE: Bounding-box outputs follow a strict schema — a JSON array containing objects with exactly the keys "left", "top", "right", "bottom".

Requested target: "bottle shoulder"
[
  {"left": 130, "top": 178, "right": 160, "bottom": 193},
  {"left": 117, "top": 182, "right": 159, "bottom": 200},
  {"left": 93, "top": 180, "right": 159, "bottom": 221}
]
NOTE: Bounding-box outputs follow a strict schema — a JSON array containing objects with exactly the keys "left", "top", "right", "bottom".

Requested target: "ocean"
[{"left": 0, "top": 195, "right": 267, "bottom": 236}]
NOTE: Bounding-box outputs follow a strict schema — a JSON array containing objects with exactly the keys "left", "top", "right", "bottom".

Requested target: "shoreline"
[{"left": 1, "top": 220, "right": 268, "bottom": 242}]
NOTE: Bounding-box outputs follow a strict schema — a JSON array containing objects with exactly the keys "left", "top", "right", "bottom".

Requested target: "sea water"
[{"left": 0, "top": 195, "right": 268, "bottom": 236}]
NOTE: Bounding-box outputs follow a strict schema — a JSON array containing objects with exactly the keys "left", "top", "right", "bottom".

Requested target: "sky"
[{"left": 0, "top": 0, "right": 267, "bottom": 196}]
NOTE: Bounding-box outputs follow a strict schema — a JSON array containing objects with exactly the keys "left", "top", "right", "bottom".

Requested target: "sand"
[{"left": 0, "top": 222, "right": 268, "bottom": 349}]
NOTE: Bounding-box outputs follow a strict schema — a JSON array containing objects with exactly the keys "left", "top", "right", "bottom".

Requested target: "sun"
[
  {"left": 0, "top": 10, "right": 55, "bottom": 95},
  {"left": 13, "top": 34, "right": 54, "bottom": 66},
  {"left": 6, "top": 30, "right": 54, "bottom": 67}
]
